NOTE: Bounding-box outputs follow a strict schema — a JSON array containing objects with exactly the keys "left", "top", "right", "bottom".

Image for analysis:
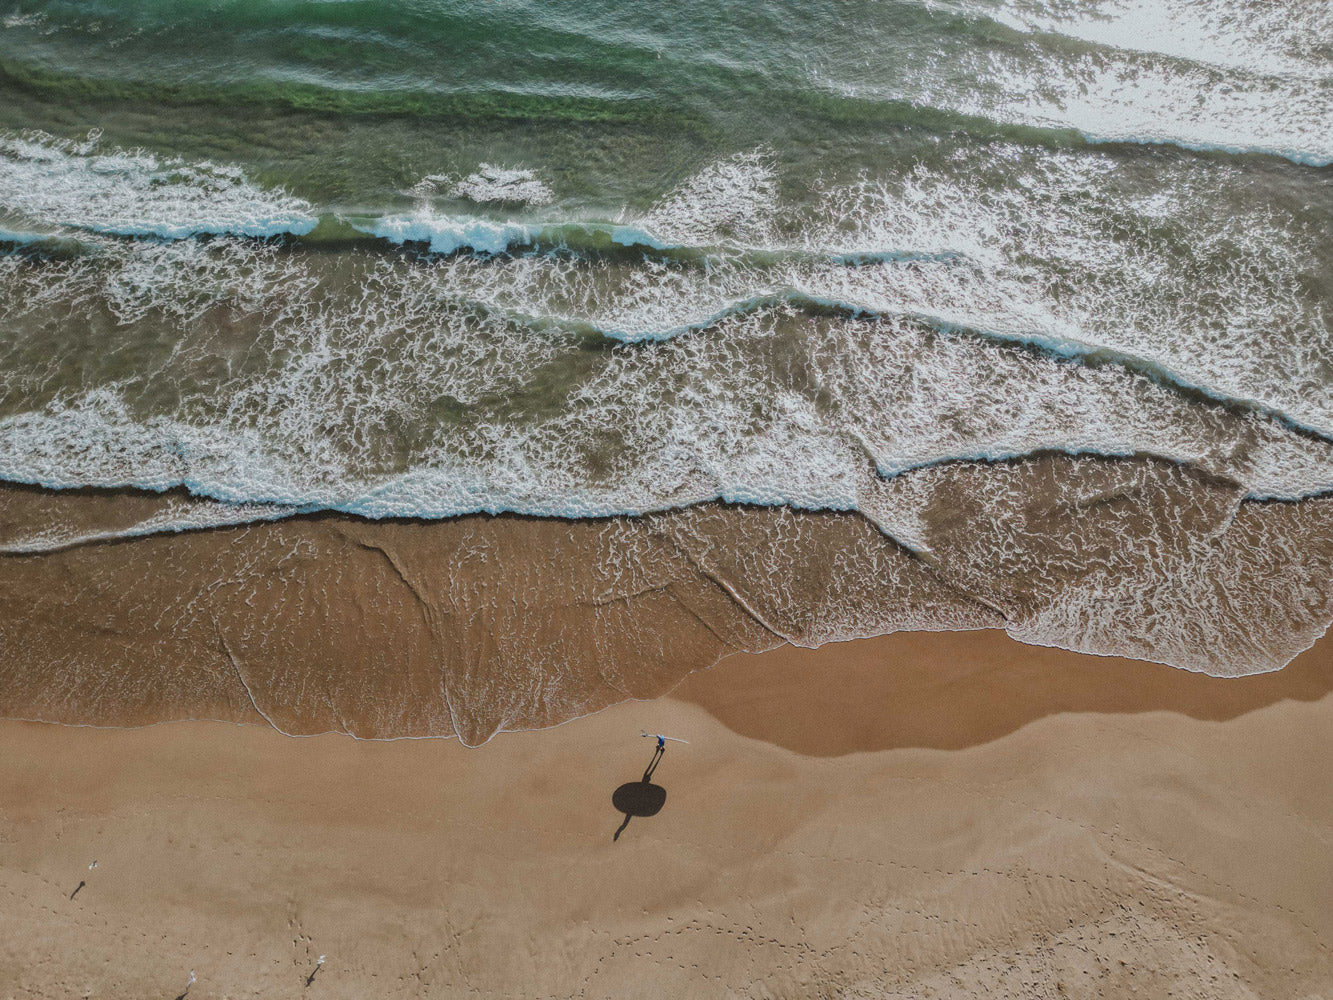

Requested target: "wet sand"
[
  {"left": 4, "top": 462, "right": 1332, "bottom": 747},
  {"left": 1, "top": 629, "right": 1328, "bottom": 998},
  {"left": 677, "top": 628, "right": 1333, "bottom": 755}
]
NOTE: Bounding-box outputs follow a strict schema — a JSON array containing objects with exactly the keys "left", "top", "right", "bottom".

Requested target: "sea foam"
[
  {"left": 1, "top": 147, "right": 1329, "bottom": 528},
  {"left": 839, "top": 0, "right": 1333, "bottom": 165},
  {"left": 0, "top": 130, "right": 318, "bottom": 239}
]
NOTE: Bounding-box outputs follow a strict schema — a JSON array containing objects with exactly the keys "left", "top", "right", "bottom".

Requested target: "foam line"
[
  {"left": 355, "top": 212, "right": 968, "bottom": 264},
  {"left": 485, "top": 289, "right": 1333, "bottom": 444},
  {"left": 0, "top": 130, "right": 318, "bottom": 240}
]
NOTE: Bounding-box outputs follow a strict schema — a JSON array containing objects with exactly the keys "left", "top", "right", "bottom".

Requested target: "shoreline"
[
  {"left": 1, "top": 628, "right": 1329, "bottom": 998},
  {"left": 684, "top": 626, "right": 1333, "bottom": 755},
  {"left": 3, "top": 624, "right": 1329, "bottom": 751},
  {"left": 5, "top": 466, "right": 1332, "bottom": 745}
]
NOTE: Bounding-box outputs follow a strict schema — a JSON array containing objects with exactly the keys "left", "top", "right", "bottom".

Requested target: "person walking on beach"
[{"left": 642, "top": 732, "right": 687, "bottom": 748}]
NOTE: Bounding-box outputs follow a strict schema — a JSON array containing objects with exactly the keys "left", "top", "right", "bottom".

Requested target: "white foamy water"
[
  {"left": 0, "top": 495, "right": 304, "bottom": 554},
  {"left": 841, "top": 0, "right": 1333, "bottom": 165},
  {"left": 857, "top": 455, "right": 1333, "bottom": 675},
  {"left": 409, "top": 166, "right": 555, "bottom": 207},
  {"left": 451, "top": 165, "right": 555, "bottom": 206},
  {"left": 1, "top": 146, "right": 1329, "bottom": 526},
  {"left": 366, "top": 214, "right": 537, "bottom": 255},
  {"left": 0, "top": 130, "right": 318, "bottom": 239},
  {"left": 984, "top": 0, "right": 1333, "bottom": 79},
  {"left": 971, "top": 52, "right": 1333, "bottom": 165},
  {"left": 0, "top": 117, "right": 1328, "bottom": 682},
  {"left": 368, "top": 150, "right": 1333, "bottom": 436}
]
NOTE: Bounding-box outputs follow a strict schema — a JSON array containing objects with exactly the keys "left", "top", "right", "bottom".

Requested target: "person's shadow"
[{"left": 612, "top": 744, "right": 668, "bottom": 841}]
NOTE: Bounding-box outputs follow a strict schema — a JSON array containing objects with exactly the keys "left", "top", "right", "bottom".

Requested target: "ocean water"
[{"left": 1, "top": 0, "right": 1331, "bottom": 684}]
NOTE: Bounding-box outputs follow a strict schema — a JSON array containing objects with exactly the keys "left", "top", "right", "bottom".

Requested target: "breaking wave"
[
  {"left": 0, "top": 0, "right": 1329, "bottom": 691},
  {"left": 1, "top": 145, "right": 1330, "bottom": 530},
  {"left": 0, "top": 130, "right": 318, "bottom": 240}
]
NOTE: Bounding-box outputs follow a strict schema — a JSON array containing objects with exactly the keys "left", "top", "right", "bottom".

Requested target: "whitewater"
[
  {"left": 1, "top": 131, "right": 1330, "bottom": 523},
  {"left": 0, "top": 0, "right": 1330, "bottom": 680}
]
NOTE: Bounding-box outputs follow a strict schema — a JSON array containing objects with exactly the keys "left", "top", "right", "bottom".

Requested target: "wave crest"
[{"left": 0, "top": 130, "right": 318, "bottom": 240}]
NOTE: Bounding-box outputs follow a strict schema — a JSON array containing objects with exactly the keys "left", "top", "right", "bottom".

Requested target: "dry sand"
[{"left": 1, "top": 629, "right": 1329, "bottom": 999}]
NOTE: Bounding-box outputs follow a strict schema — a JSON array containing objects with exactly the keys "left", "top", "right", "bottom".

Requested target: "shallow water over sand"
[
  {"left": 0, "top": 0, "right": 1330, "bottom": 716},
  {"left": 3, "top": 452, "right": 1330, "bottom": 742}
]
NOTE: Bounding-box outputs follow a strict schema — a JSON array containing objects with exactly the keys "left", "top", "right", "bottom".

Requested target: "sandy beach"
[
  {"left": 3, "top": 3, "right": 1331, "bottom": 997},
  {"left": 2, "top": 628, "right": 1328, "bottom": 999}
]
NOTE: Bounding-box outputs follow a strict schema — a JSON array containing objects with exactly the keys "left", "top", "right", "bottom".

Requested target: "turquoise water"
[{"left": 4, "top": 0, "right": 1331, "bottom": 197}]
